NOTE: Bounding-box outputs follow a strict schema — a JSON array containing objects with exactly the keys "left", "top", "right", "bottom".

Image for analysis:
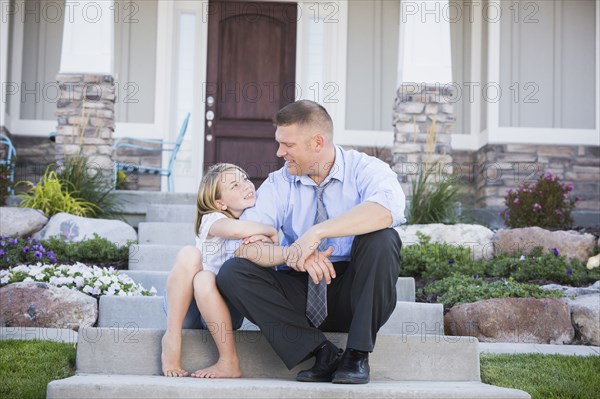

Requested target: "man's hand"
[
  {"left": 284, "top": 227, "right": 322, "bottom": 271},
  {"left": 304, "top": 247, "right": 335, "bottom": 284}
]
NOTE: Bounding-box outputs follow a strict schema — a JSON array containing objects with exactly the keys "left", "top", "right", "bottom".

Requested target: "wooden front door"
[{"left": 204, "top": 1, "right": 297, "bottom": 185}]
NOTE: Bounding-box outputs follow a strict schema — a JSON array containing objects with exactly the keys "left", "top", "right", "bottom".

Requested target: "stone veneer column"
[
  {"left": 55, "top": 74, "right": 115, "bottom": 181},
  {"left": 392, "top": 83, "right": 456, "bottom": 193}
]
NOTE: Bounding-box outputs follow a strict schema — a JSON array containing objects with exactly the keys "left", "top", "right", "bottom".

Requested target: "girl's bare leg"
[
  {"left": 190, "top": 271, "right": 242, "bottom": 378},
  {"left": 161, "top": 246, "right": 202, "bottom": 377}
]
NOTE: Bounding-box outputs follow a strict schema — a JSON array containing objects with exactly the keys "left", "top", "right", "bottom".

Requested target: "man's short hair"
[{"left": 273, "top": 100, "right": 333, "bottom": 135}]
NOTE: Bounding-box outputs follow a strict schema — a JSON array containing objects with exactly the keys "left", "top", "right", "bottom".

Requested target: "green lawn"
[
  {"left": 1, "top": 340, "right": 599, "bottom": 399},
  {"left": 481, "top": 353, "right": 600, "bottom": 399},
  {"left": 0, "top": 340, "right": 76, "bottom": 399}
]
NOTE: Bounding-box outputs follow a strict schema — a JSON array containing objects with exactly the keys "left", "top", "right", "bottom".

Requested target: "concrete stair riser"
[
  {"left": 145, "top": 204, "right": 197, "bottom": 223},
  {"left": 120, "top": 269, "right": 416, "bottom": 303},
  {"left": 47, "top": 377, "right": 531, "bottom": 399},
  {"left": 127, "top": 245, "right": 183, "bottom": 271},
  {"left": 137, "top": 223, "right": 196, "bottom": 245},
  {"left": 98, "top": 296, "right": 440, "bottom": 332},
  {"left": 75, "top": 328, "right": 477, "bottom": 381}
]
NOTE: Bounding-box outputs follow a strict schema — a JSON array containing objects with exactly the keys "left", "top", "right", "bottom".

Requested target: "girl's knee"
[
  {"left": 174, "top": 246, "right": 202, "bottom": 273},
  {"left": 193, "top": 271, "right": 217, "bottom": 297}
]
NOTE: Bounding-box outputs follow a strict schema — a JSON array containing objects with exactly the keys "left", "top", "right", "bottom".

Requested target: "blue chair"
[
  {"left": 0, "top": 133, "right": 16, "bottom": 195},
  {"left": 113, "top": 113, "right": 191, "bottom": 192}
]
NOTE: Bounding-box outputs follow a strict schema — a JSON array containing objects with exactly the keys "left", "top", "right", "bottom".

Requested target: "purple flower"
[
  {"left": 0, "top": 249, "right": 4, "bottom": 257},
  {"left": 9, "top": 238, "right": 17, "bottom": 245},
  {"left": 0, "top": 235, "right": 5, "bottom": 241},
  {"left": 507, "top": 189, "right": 513, "bottom": 195},
  {"left": 473, "top": 274, "right": 479, "bottom": 279},
  {"left": 555, "top": 210, "right": 563, "bottom": 216},
  {"left": 34, "top": 251, "right": 43, "bottom": 259},
  {"left": 533, "top": 203, "right": 542, "bottom": 211},
  {"left": 448, "top": 259, "right": 455, "bottom": 265},
  {"left": 22, "top": 246, "right": 29, "bottom": 253},
  {"left": 567, "top": 184, "right": 574, "bottom": 191},
  {"left": 567, "top": 268, "right": 573, "bottom": 275},
  {"left": 575, "top": 196, "right": 581, "bottom": 202},
  {"left": 552, "top": 248, "right": 559, "bottom": 257},
  {"left": 0, "top": 241, "right": 5, "bottom": 247},
  {"left": 545, "top": 172, "right": 553, "bottom": 181},
  {"left": 513, "top": 198, "right": 519, "bottom": 204}
]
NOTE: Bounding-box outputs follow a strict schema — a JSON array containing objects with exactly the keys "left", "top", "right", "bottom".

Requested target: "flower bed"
[{"left": 0, "top": 263, "right": 156, "bottom": 298}]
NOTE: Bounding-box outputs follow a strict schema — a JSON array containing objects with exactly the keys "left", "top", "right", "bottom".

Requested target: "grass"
[
  {"left": 1, "top": 341, "right": 599, "bottom": 398},
  {"left": 480, "top": 353, "right": 600, "bottom": 399},
  {"left": 0, "top": 340, "right": 76, "bottom": 399}
]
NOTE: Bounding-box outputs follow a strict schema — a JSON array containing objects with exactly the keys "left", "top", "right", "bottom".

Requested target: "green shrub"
[
  {"left": 17, "top": 168, "right": 98, "bottom": 217},
  {"left": 400, "top": 232, "right": 472, "bottom": 279},
  {"left": 417, "top": 274, "right": 564, "bottom": 308},
  {"left": 501, "top": 172, "right": 578, "bottom": 229},
  {"left": 55, "top": 155, "right": 122, "bottom": 219},
  {"left": 407, "top": 164, "right": 461, "bottom": 224},
  {"left": 0, "top": 234, "right": 131, "bottom": 270}
]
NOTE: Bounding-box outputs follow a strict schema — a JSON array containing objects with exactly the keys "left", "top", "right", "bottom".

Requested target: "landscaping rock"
[
  {"left": 0, "top": 281, "right": 97, "bottom": 330},
  {"left": 541, "top": 281, "right": 600, "bottom": 297},
  {"left": 566, "top": 294, "right": 600, "bottom": 346},
  {"left": 396, "top": 224, "right": 494, "bottom": 259},
  {"left": 0, "top": 207, "right": 48, "bottom": 238},
  {"left": 33, "top": 212, "right": 136, "bottom": 246},
  {"left": 493, "top": 227, "right": 596, "bottom": 263},
  {"left": 444, "top": 298, "right": 574, "bottom": 344},
  {"left": 587, "top": 254, "right": 600, "bottom": 270}
]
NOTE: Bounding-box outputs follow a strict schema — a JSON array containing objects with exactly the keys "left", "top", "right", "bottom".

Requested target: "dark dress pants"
[{"left": 216, "top": 228, "right": 402, "bottom": 369}]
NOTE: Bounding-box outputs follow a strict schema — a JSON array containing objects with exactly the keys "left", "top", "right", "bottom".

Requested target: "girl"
[{"left": 161, "top": 163, "right": 278, "bottom": 378}]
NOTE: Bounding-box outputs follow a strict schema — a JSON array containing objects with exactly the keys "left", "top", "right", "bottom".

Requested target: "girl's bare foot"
[
  {"left": 191, "top": 358, "right": 242, "bottom": 378},
  {"left": 161, "top": 331, "right": 189, "bottom": 377}
]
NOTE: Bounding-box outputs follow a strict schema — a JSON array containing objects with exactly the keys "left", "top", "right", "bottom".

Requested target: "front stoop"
[
  {"left": 48, "top": 377, "right": 530, "bottom": 399},
  {"left": 46, "top": 328, "right": 530, "bottom": 399}
]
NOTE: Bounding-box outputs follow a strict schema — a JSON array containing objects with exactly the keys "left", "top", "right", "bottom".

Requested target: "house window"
[{"left": 345, "top": 0, "right": 400, "bottom": 131}]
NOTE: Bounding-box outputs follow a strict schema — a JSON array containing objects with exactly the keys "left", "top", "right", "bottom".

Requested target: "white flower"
[
  {"left": 0, "top": 276, "right": 9, "bottom": 285},
  {"left": 519, "top": 255, "right": 526, "bottom": 261},
  {"left": 74, "top": 276, "right": 84, "bottom": 287},
  {"left": 23, "top": 277, "right": 33, "bottom": 282}
]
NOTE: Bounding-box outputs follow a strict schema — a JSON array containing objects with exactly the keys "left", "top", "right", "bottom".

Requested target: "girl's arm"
[{"left": 208, "top": 218, "right": 277, "bottom": 240}]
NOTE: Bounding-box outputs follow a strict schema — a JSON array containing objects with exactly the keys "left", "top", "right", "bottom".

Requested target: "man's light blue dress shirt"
[{"left": 230, "top": 145, "right": 406, "bottom": 265}]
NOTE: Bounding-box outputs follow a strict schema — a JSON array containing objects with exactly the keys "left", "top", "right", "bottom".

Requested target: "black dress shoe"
[
  {"left": 296, "top": 341, "right": 343, "bottom": 382},
  {"left": 331, "top": 348, "right": 370, "bottom": 384}
]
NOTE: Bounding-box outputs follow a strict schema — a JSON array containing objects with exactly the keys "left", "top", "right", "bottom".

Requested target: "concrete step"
[
  {"left": 71, "top": 329, "right": 473, "bottom": 380},
  {"left": 137, "top": 223, "right": 195, "bottom": 245},
  {"left": 47, "top": 376, "right": 531, "bottom": 399},
  {"left": 145, "top": 204, "right": 196, "bottom": 223},
  {"left": 128, "top": 244, "right": 183, "bottom": 271},
  {"left": 97, "top": 296, "right": 441, "bottom": 333},
  {"left": 121, "top": 268, "right": 415, "bottom": 303}
]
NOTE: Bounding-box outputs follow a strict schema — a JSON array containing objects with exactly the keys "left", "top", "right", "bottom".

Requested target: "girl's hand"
[{"left": 242, "top": 234, "right": 275, "bottom": 245}]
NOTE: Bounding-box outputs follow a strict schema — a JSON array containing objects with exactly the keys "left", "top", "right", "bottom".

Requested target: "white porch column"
[
  {"left": 0, "top": 0, "right": 10, "bottom": 129},
  {"left": 60, "top": 0, "right": 114, "bottom": 74}
]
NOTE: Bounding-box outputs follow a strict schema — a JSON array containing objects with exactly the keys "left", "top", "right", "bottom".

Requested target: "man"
[{"left": 217, "top": 100, "right": 405, "bottom": 384}]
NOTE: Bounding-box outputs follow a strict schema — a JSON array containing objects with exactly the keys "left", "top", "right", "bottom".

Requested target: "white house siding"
[
  {"left": 345, "top": 0, "right": 399, "bottom": 131},
  {"left": 114, "top": 0, "right": 158, "bottom": 124},
  {"left": 499, "top": 0, "right": 596, "bottom": 129}
]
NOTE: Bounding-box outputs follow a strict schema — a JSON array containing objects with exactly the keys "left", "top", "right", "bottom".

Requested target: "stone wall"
[
  {"left": 391, "top": 83, "right": 456, "bottom": 194},
  {"left": 55, "top": 74, "right": 115, "bottom": 183},
  {"left": 9, "top": 136, "right": 55, "bottom": 192},
  {"left": 112, "top": 145, "right": 162, "bottom": 191},
  {"left": 474, "top": 144, "right": 599, "bottom": 211}
]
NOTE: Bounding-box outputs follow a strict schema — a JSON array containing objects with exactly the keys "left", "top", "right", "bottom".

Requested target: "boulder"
[
  {"left": 0, "top": 207, "right": 48, "bottom": 238},
  {"left": 541, "top": 281, "right": 600, "bottom": 297},
  {"left": 0, "top": 281, "right": 97, "bottom": 330},
  {"left": 33, "top": 212, "right": 136, "bottom": 246},
  {"left": 444, "top": 298, "right": 574, "bottom": 344},
  {"left": 395, "top": 224, "right": 494, "bottom": 259},
  {"left": 566, "top": 294, "right": 600, "bottom": 346},
  {"left": 493, "top": 227, "right": 596, "bottom": 263}
]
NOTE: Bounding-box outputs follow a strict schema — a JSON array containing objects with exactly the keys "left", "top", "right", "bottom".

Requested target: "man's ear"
[{"left": 314, "top": 134, "right": 325, "bottom": 151}]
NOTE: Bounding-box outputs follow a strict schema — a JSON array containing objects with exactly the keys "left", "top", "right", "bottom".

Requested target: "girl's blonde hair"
[{"left": 194, "top": 163, "right": 247, "bottom": 236}]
